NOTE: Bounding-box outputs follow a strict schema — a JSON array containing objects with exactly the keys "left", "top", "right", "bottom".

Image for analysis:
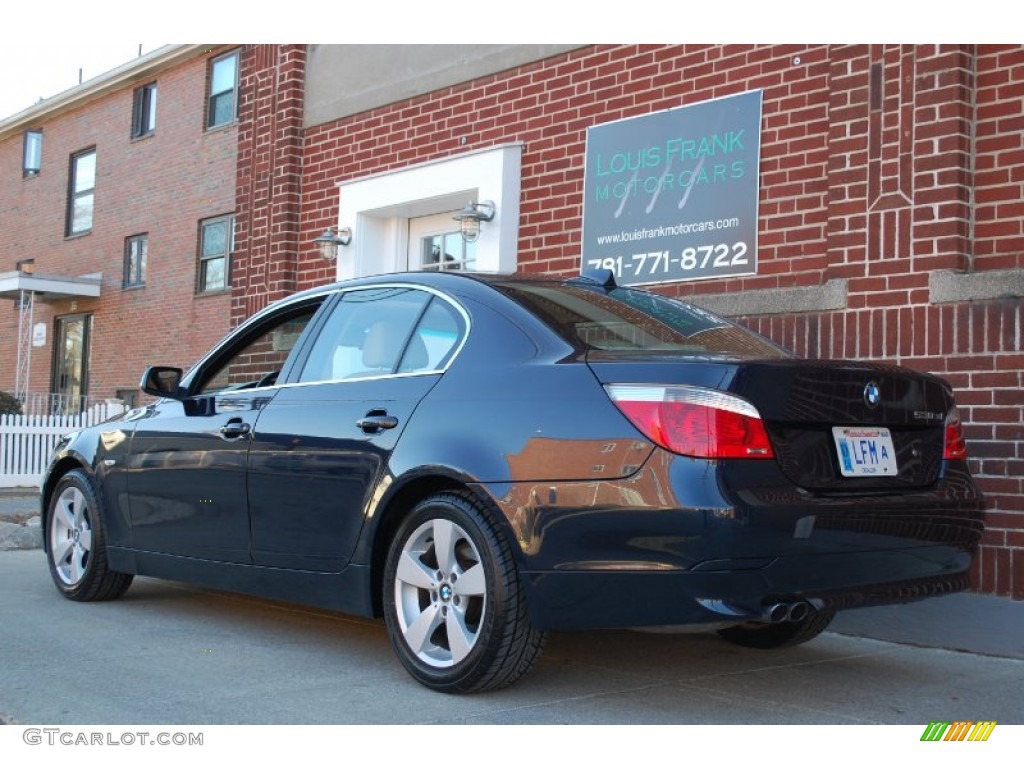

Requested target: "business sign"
[
  {"left": 32, "top": 322, "right": 47, "bottom": 347},
  {"left": 581, "top": 90, "right": 763, "bottom": 286}
]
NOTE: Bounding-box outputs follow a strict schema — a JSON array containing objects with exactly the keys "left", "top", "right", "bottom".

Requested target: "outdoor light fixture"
[
  {"left": 313, "top": 226, "right": 352, "bottom": 262},
  {"left": 452, "top": 200, "right": 495, "bottom": 244}
]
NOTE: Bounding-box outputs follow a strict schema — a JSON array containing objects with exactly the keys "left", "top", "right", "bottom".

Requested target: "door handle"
[
  {"left": 219, "top": 419, "right": 251, "bottom": 439},
  {"left": 357, "top": 410, "right": 399, "bottom": 434}
]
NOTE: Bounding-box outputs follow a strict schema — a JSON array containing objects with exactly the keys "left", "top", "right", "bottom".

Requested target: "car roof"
[{"left": 277, "top": 270, "right": 579, "bottom": 305}]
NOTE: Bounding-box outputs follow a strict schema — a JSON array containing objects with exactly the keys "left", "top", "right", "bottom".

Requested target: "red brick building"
[
  {"left": 0, "top": 45, "right": 240, "bottom": 409},
  {"left": 1, "top": 44, "right": 1020, "bottom": 599},
  {"left": 231, "top": 44, "right": 1023, "bottom": 598}
]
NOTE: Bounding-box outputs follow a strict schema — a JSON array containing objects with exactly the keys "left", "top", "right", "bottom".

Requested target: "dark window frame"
[
  {"left": 23, "top": 129, "right": 42, "bottom": 177},
  {"left": 197, "top": 214, "right": 234, "bottom": 294},
  {"left": 124, "top": 233, "right": 148, "bottom": 288},
  {"left": 206, "top": 50, "right": 240, "bottom": 129},
  {"left": 131, "top": 82, "right": 157, "bottom": 138},
  {"left": 66, "top": 148, "right": 96, "bottom": 236}
]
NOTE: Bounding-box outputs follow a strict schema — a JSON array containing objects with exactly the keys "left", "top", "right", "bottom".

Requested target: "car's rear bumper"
[
  {"left": 480, "top": 451, "right": 983, "bottom": 631},
  {"left": 519, "top": 546, "right": 972, "bottom": 630}
]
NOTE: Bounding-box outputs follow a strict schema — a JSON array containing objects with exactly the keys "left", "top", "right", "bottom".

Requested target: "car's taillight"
[
  {"left": 605, "top": 384, "right": 775, "bottom": 459},
  {"left": 944, "top": 407, "right": 968, "bottom": 460}
]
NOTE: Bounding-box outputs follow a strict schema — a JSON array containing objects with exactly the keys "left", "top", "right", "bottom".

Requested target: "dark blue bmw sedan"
[{"left": 41, "top": 270, "right": 983, "bottom": 692}]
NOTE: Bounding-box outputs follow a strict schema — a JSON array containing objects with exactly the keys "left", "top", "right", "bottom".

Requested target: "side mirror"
[{"left": 140, "top": 366, "right": 185, "bottom": 400}]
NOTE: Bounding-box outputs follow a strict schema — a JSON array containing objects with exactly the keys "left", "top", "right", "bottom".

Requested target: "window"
[
  {"left": 207, "top": 51, "right": 239, "bottom": 129},
  {"left": 115, "top": 389, "right": 138, "bottom": 408},
  {"left": 124, "top": 234, "right": 148, "bottom": 288},
  {"left": 410, "top": 213, "right": 477, "bottom": 272},
  {"left": 195, "top": 302, "right": 322, "bottom": 395},
  {"left": 198, "top": 215, "right": 233, "bottom": 293},
  {"left": 23, "top": 130, "right": 42, "bottom": 176},
  {"left": 397, "top": 296, "right": 464, "bottom": 373},
  {"left": 298, "top": 288, "right": 465, "bottom": 383},
  {"left": 419, "top": 233, "right": 476, "bottom": 272},
  {"left": 493, "top": 282, "right": 791, "bottom": 359},
  {"left": 66, "top": 149, "right": 96, "bottom": 236},
  {"left": 131, "top": 82, "right": 157, "bottom": 138}
]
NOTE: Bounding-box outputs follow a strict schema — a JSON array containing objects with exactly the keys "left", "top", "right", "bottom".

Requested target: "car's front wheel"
[
  {"left": 383, "top": 492, "right": 547, "bottom": 693},
  {"left": 46, "top": 469, "right": 133, "bottom": 602}
]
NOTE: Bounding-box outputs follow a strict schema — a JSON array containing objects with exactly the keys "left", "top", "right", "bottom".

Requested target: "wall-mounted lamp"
[
  {"left": 452, "top": 200, "right": 495, "bottom": 244},
  {"left": 313, "top": 226, "right": 352, "bottom": 262}
]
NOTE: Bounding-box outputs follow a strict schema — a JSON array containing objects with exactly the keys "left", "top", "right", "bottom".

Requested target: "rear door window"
[
  {"left": 296, "top": 287, "right": 465, "bottom": 383},
  {"left": 397, "top": 296, "right": 465, "bottom": 374}
]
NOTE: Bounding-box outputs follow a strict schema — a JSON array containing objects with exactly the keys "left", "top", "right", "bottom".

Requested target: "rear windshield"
[{"left": 493, "top": 281, "right": 791, "bottom": 359}]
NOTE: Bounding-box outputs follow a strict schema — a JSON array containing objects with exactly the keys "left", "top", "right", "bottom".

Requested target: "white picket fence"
[{"left": 0, "top": 401, "right": 126, "bottom": 488}]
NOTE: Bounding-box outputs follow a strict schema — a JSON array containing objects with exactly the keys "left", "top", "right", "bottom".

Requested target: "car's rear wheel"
[
  {"left": 716, "top": 609, "right": 835, "bottom": 649},
  {"left": 383, "top": 491, "right": 547, "bottom": 693},
  {"left": 46, "top": 469, "right": 133, "bottom": 602}
]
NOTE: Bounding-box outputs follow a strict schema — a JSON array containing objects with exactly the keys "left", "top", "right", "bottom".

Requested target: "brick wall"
[
  {"left": 0, "top": 49, "right": 237, "bottom": 402},
  {"left": 232, "top": 44, "right": 307, "bottom": 323},
  {"left": 975, "top": 47, "right": 1024, "bottom": 273},
  {"left": 233, "top": 43, "right": 1023, "bottom": 598}
]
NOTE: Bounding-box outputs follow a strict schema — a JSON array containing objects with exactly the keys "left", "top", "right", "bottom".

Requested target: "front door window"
[{"left": 408, "top": 212, "right": 477, "bottom": 272}]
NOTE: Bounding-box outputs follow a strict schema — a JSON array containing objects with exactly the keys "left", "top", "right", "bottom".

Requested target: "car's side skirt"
[{"left": 108, "top": 547, "right": 375, "bottom": 617}]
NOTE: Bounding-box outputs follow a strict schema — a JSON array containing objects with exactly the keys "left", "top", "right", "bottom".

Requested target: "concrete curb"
[
  {"left": 0, "top": 491, "right": 42, "bottom": 550},
  {"left": 0, "top": 518, "right": 41, "bottom": 550}
]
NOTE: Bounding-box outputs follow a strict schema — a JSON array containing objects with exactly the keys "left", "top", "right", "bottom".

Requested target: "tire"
[
  {"left": 45, "top": 469, "right": 133, "bottom": 602},
  {"left": 716, "top": 609, "right": 835, "bottom": 650},
  {"left": 383, "top": 491, "right": 547, "bottom": 693}
]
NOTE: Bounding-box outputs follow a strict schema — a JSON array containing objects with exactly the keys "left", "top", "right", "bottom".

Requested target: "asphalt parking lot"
[{"left": 1, "top": 547, "right": 1021, "bottom": 726}]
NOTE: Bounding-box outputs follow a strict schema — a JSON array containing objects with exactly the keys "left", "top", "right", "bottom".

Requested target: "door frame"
[{"left": 50, "top": 312, "right": 92, "bottom": 413}]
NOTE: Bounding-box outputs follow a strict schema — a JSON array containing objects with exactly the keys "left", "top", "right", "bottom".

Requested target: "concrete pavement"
[
  {"left": 4, "top": 485, "right": 1021, "bottom": 659},
  {"left": 0, "top": 546, "right": 1022, "bottom": 725},
  {"left": 832, "top": 591, "right": 1024, "bottom": 660}
]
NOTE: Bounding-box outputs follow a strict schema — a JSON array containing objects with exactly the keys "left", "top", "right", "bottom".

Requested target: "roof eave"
[{"left": 0, "top": 44, "right": 210, "bottom": 139}]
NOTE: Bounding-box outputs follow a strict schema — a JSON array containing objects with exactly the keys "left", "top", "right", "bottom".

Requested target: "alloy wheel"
[
  {"left": 392, "top": 517, "right": 487, "bottom": 668},
  {"left": 49, "top": 485, "right": 93, "bottom": 587}
]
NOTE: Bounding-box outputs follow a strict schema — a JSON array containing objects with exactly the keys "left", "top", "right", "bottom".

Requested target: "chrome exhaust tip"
[
  {"left": 761, "top": 599, "right": 812, "bottom": 623},
  {"left": 787, "top": 601, "right": 810, "bottom": 623},
  {"left": 763, "top": 602, "right": 789, "bottom": 624}
]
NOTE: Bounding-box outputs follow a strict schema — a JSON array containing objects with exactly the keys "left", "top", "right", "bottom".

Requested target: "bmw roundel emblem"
[{"left": 864, "top": 381, "right": 881, "bottom": 408}]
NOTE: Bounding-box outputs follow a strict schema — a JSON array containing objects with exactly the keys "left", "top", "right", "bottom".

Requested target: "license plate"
[{"left": 832, "top": 427, "right": 898, "bottom": 477}]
